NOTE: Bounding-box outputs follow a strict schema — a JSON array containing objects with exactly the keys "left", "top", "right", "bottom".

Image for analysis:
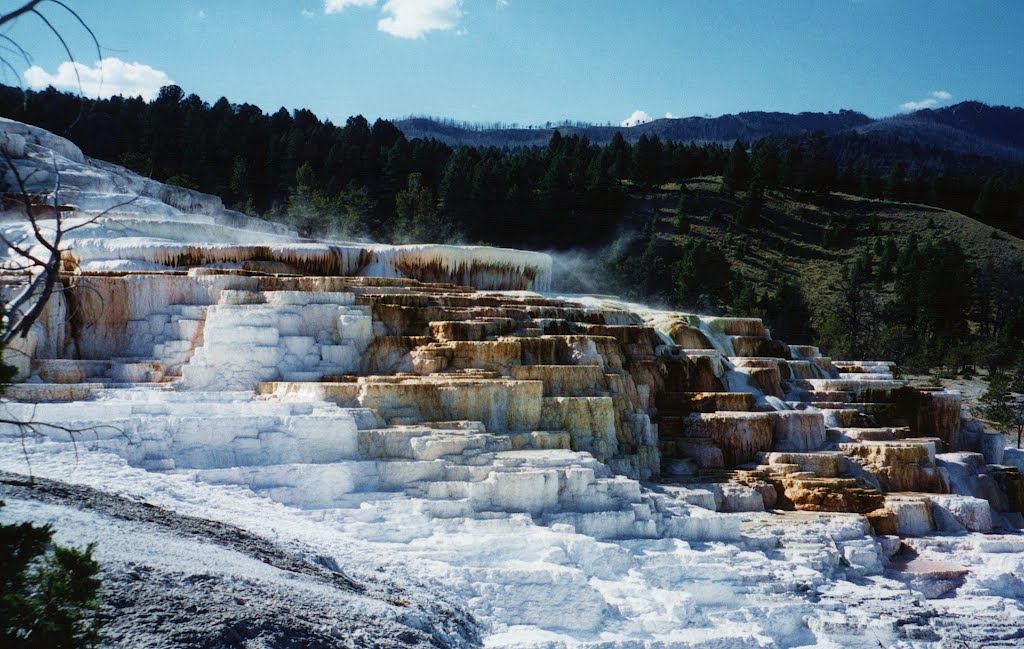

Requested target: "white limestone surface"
[
  {"left": 0, "top": 118, "right": 552, "bottom": 291},
  {"left": 3, "top": 387, "right": 1024, "bottom": 649},
  {"left": 4, "top": 117, "right": 1024, "bottom": 648}
]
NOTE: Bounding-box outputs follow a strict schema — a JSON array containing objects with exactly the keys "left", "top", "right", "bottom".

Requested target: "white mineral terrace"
[{"left": 2, "top": 119, "right": 1024, "bottom": 647}]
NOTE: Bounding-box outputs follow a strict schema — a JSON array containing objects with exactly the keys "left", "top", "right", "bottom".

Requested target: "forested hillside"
[
  {"left": 582, "top": 179, "right": 1024, "bottom": 376},
  {"left": 3, "top": 84, "right": 1024, "bottom": 373},
  {"left": 3, "top": 85, "right": 1023, "bottom": 246}
]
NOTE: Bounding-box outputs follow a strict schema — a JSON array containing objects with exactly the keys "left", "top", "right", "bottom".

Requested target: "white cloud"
[
  {"left": 324, "top": 0, "right": 377, "bottom": 13},
  {"left": 23, "top": 57, "right": 172, "bottom": 102},
  {"left": 665, "top": 112, "right": 676, "bottom": 119},
  {"left": 302, "top": 8, "right": 316, "bottom": 17},
  {"left": 377, "top": 0, "right": 463, "bottom": 38},
  {"left": 899, "top": 90, "right": 953, "bottom": 112},
  {"left": 497, "top": 0, "right": 509, "bottom": 7},
  {"left": 322, "top": 0, "right": 464, "bottom": 38},
  {"left": 620, "top": 109, "right": 651, "bottom": 127},
  {"left": 900, "top": 98, "right": 938, "bottom": 111},
  {"left": 197, "top": 9, "right": 206, "bottom": 19}
]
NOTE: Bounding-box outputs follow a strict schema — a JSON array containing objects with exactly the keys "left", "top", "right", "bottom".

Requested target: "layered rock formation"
[
  {"left": 3, "top": 115, "right": 1021, "bottom": 536},
  {"left": 4, "top": 119, "right": 1024, "bottom": 647}
]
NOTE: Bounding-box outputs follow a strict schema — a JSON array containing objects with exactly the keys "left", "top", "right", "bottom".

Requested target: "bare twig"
[
  {"left": 0, "top": 1, "right": 107, "bottom": 125},
  {"left": 0, "top": 33, "right": 33, "bottom": 66},
  {"left": 29, "top": 8, "right": 83, "bottom": 96},
  {"left": 0, "top": 412, "right": 129, "bottom": 485},
  {"left": 0, "top": 2, "right": 131, "bottom": 483},
  {"left": 62, "top": 195, "right": 139, "bottom": 233},
  {"left": 0, "top": 0, "right": 45, "bottom": 27},
  {"left": 0, "top": 149, "right": 138, "bottom": 348},
  {"left": 47, "top": 1, "right": 102, "bottom": 67}
]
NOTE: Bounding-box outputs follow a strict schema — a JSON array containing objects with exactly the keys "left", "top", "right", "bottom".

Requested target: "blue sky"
[{"left": 6, "top": 0, "right": 1023, "bottom": 126}]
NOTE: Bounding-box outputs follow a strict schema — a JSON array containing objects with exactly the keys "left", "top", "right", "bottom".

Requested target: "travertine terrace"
[{"left": 4, "top": 119, "right": 1024, "bottom": 647}]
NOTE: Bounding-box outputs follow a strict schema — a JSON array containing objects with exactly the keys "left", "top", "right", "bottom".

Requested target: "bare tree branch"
[
  {"left": 0, "top": 50, "right": 25, "bottom": 83},
  {"left": 0, "top": 0, "right": 45, "bottom": 28},
  {"left": 47, "top": 0, "right": 101, "bottom": 65},
  {"left": 0, "top": 2, "right": 106, "bottom": 125},
  {"left": 0, "top": 2, "right": 132, "bottom": 483},
  {"left": 29, "top": 8, "right": 84, "bottom": 96},
  {"left": 0, "top": 33, "right": 33, "bottom": 66},
  {"left": 62, "top": 195, "right": 139, "bottom": 233},
  {"left": 2, "top": 134, "right": 141, "bottom": 351},
  {"left": 0, "top": 411, "right": 129, "bottom": 485},
  {"left": 0, "top": 231, "right": 47, "bottom": 265}
]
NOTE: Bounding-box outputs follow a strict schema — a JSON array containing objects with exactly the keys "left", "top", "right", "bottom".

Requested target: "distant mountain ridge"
[
  {"left": 395, "top": 110, "right": 872, "bottom": 148},
  {"left": 395, "top": 102, "right": 1024, "bottom": 163},
  {"left": 854, "top": 102, "right": 1024, "bottom": 163}
]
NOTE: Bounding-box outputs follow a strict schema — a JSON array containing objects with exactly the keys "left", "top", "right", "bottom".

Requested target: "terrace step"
[
  {"left": 761, "top": 451, "right": 847, "bottom": 478},
  {"left": 655, "top": 391, "right": 756, "bottom": 414}
]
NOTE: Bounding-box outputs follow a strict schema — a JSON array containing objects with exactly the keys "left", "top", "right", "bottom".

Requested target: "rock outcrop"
[
  {"left": 4, "top": 119, "right": 1024, "bottom": 648},
  {"left": 3, "top": 117, "right": 1020, "bottom": 534}
]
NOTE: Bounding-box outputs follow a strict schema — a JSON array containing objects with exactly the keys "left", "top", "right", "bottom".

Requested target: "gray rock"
[{"left": 0, "top": 472, "right": 479, "bottom": 649}]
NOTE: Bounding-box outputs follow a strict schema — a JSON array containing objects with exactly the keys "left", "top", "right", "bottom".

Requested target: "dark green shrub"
[{"left": 0, "top": 502, "right": 103, "bottom": 648}]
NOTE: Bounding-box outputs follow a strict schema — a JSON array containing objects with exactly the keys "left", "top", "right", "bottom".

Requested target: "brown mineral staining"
[{"left": 17, "top": 237, "right": 1002, "bottom": 535}]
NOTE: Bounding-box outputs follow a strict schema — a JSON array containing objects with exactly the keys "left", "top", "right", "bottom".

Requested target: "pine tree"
[
  {"left": 973, "top": 173, "right": 1011, "bottom": 228},
  {"left": 608, "top": 132, "right": 630, "bottom": 180},
  {"left": 762, "top": 278, "right": 815, "bottom": 344},
  {"left": 796, "top": 132, "right": 836, "bottom": 193},
  {"left": 394, "top": 172, "right": 443, "bottom": 242},
  {"left": 722, "top": 140, "right": 752, "bottom": 194},
  {"left": 0, "top": 503, "right": 103, "bottom": 648},
  {"left": 885, "top": 161, "right": 907, "bottom": 202},
  {"left": 819, "top": 257, "right": 881, "bottom": 359},
  {"left": 868, "top": 213, "right": 881, "bottom": 235},
  {"left": 673, "top": 241, "right": 733, "bottom": 309},
  {"left": 228, "top": 156, "right": 250, "bottom": 211},
  {"left": 739, "top": 183, "right": 764, "bottom": 227},
  {"left": 980, "top": 374, "right": 1015, "bottom": 435},
  {"left": 750, "top": 137, "right": 780, "bottom": 188},
  {"left": 857, "top": 156, "right": 879, "bottom": 198},
  {"left": 876, "top": 237, "right": 897, "bottom": 282},
  {"left": 633, "top": 134, "right": 664, "bottom": 188},
  {"left": 730, "top": 281, "right": 758, "bottom": 316},
  {"left": 675, "top": 191, "right": 690, "bottom": 234},
  {"left": 779, "top": 143, "right": 801, "bottom": 188}
]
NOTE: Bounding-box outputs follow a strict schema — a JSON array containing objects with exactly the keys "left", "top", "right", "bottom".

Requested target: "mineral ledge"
[{"left": 3, "top": 117, "right": 1024, "bottom": 648}]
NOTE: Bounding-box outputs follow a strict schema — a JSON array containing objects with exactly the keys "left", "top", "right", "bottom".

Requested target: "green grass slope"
[
  {"left": 561, "top": 178, "right": 1024, "bottom": 369},
  {"left": 634, "top": 178, "right": 1022, "bottom": 301}
]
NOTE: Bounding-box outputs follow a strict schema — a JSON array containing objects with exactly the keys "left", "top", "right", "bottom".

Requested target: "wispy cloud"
[
  {"left": 664, "top": 112, "right": 676, "bottom": 119},
  {"left": 899, "top": 90, "right": 954, "bottom": 112},
  {"left": 24, "top": 57, "right": 172, "bottom": 101},
  {"left": 497, "top": 0, "right": 509, "bottom": 8},
  {"left": 322, "top": 0, "right": 464, "bottom": 38},
  {"left": 324, "top": 0, "right": 376, "bottom": 13},
  {"left": 621, "top": 109, "right": 651, "bottom": 127}
]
